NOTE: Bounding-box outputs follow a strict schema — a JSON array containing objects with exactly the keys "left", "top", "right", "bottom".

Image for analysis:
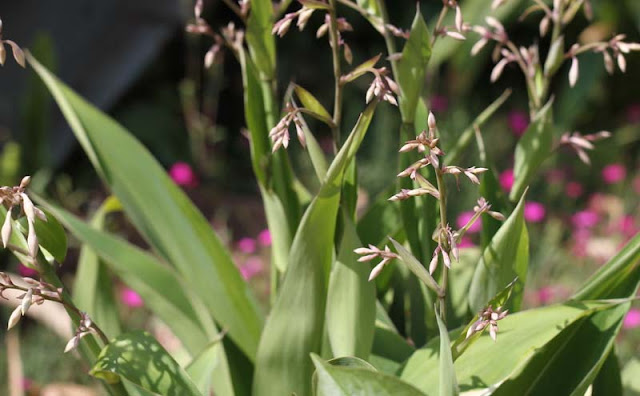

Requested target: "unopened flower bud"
[
  {"left": 20, "top": 288, "right": 33, "bottom": 315},
  {"left": 2, "top": 208, "right": 12, "bottom": 248},
  {"left": 569, "top": 57, "right": 579, "bottom": 87},
  {"left": 64, "top": 335, "right": 79, "bottom": 353},
  {"left": 7, "top": 306, "right": 21, "bottom": 330},
  {"left": 428, "top": 112, "right": 437, "bottom": 130}
]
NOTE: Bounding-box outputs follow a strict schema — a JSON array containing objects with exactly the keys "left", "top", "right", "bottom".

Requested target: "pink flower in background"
[
  {"left": 508, "top": 110, "right": 529, "bottom": 136},
  {"left": 547, "top": 169, "right": 565, "bottom": 184},
  {"left": 169, "top": 162, "right": 198, "bottom": 187},
  {"left": 626, "top": 103, "right": 640, "bottom": 123},
  {"left": 430, "top": 95, "right": 449, "bottom": 113},
  {"left": 458, "top": 236, "right": 475, "bottom": 248},
  {"left": 120, "top": 288, "right": 144, "bottom": 308},
  {"left": 17, "top": 264, "right": 38, "bottom": 277},
  {"left": 239, "top": 256, "right": 263, "bottom": 280},
  {"left": 22, "top": 378, "right": 32, "bottom": 391},
  {"left": 499, "top": 169, "right": 514, "bottom": 192},
  {"left": 623, "top": 308, "right": 640, "bottom": 329},
  {"left": 572, "top": 228, "right": 591, "bottom": 257},
  {"left": 619, "top": 215, "right": 637, "bottom": 237},
  {"left": 536, "top": 286, "right": 553, "bottom": 304},
  {"left": 457, "top": 211, "right": 481, "bottom": 233},
  {"left": 572, "top": 210, "right": 600, "bottom": 229},
  {"left": 524, "top": 202, "right": 546, "bottom": 223},
  {"left": 237, "top": 237, "right": 256, "bottom": 254},
  {"left": 601, "top": 164, "right": 626, "bottom": 184},
  {"left": 565, "top": 182, "right": 583, "bottom": 198},
  {"left": 258, "top": 229, "right": 272, "bottom": 246}
]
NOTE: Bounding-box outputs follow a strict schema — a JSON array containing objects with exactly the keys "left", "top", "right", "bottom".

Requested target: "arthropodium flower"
[
  {"left": 559, "top": 130, "right": 611, "bottom": 165},
  {"left": 466, "top": 305, "right": 508, "bottom": 341},
  {"left": 0, "top": 176, "right": 47, "bottom": 259},
  {"left": 65, "top": 311, "right": 97, "bottom": 353},
  {"left": 0, "top": 18, "right": 25, "bottom": 68},
  {"left": 354, "top": 245, "right": 399, "bottom": 281},
  {"left": 366, "top": 68, "right": 400, "bottom": 106}
]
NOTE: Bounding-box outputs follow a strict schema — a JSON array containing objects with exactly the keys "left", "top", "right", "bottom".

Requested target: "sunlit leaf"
[{"left": 295, "top": 84, "right": 332, "bottom": 121}]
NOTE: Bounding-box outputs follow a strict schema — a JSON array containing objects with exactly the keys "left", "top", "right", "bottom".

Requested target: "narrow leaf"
[
  {"left": 436, "top": 311, "right": 458, "bottom": 396},
  {"left": 295, "top": 84, "right": 332, "bottom": 121}
]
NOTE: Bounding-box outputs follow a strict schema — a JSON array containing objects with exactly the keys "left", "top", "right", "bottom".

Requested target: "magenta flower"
[
  {"left": 524, "top": 202, "right": 546, "bottom": 223},
  {"left": 565, "top": 182, "right": 583, "bottom": 198},
  {"left": 169, "top": 162, "right": 198, "bottom": 187},
  {"left": 499, "top": 169, "right": 514, "bottom": 192},
  {"left": 457, "top": 211, "right": 481, "bottom": 233},
  {"left": 572, "top": 210, "right": 600, "bottom": 229},
  {"left": 458, "top": 236, "right": 475, "bottom": 248},
  {"left": 258, "top": 229, "right": 272, "bottom": 247},
  {"left": 619, "top": 215, "right": 637, "bottom": 237},
  {"left": 536, "top": 286, "right": 553, "bottom": 304},
  {"left": 508, "top": 110, "right": 529, "bottom": 137},
  {"left": 120, "top": 288, "right": 144, "bottom": 308},
  {"left": 601, "top": 164, "right": 626, "bottom": 184},
  {"left": 430, "top": 95, "right": 449, "bottom": 113},
  {"left": 237, "top": 237, "right": 257, "bottom": 254},
  {"left": 623, "top": 308, "right": 640, "bottom": 329},
  {"left": 17, "top": 264, "right": 38, "bottom": 277},
  {"left": 239, "top": 256, "right": 263, "bottom": 280}
]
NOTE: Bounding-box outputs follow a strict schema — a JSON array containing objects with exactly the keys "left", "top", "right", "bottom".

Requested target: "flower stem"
[
  {"left": 435, "top": 168, "right": 448, "bottom": 323},
  {"left": 328, "top": 0, "right": 343, "bottom": 150}
]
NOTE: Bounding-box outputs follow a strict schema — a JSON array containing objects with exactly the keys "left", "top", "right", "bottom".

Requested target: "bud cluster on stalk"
[
  {"left": 466, "top": 305, "right": 509, "bottom": 342},
  {"left": 1, "top": 272, "right": 63, "bottom": 331},
  {"left": 0, "top": 17, "right": 25, "bottom": 68},
  {"left": 64, "top": 311, "right": 98, "bottom": 353},
  {"left": 0, "top": 176, "right": 47, "bottom": 261}
]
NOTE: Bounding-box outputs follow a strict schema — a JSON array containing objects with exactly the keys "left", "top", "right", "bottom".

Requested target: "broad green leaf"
[
  {"left": 31, "top": 208, "right": 67, "bottom": 262},
  {"left": 246, "top": 0, "right": 275, "bottom": 76},
  {"left": 592, "top": 350, "right": 623, "bottom": 396},
  {"left": 401, "top": 301, "right": 619, "bottom": 394},
  {"left": 90, "top": 331, "right": 202, "bottom": 396},
  {"left": 445, "top": 89, "right": 512, "bottom": 166},
  {"left": 357, "top": 185, "right": 401, "bottom": 247},
  {"left": 396, "top": 8, "right": 432, "bottom": 121},
  {"left": 509, "top": 99, "right": 553, "bottom": 201},
  {"left": 186, "top": 336, "right": 228, "bottom": 396},
  {"left": 73, "top": 196, "right": 122, "bottom": 338},
  {"left": 29, "top": 55, "right": 263, "bottom": 360},
  {"left": 326, "top": 212, "right": 375, "bottom": 359},
  {"left": 468, "top": 193, "right": 528, "bottom": 313},
  {"left": 327, "top": 356, "right": 377, "bottom": 370},
  {"left": 295, "top": 84, "right": 332, "bottom": 121},
  {"left": 253, "top": 100, "right": 378, "bottom": 396},
  {"left": 312, "top": 354, "right": 425, "bottom": 396},
  {"left": 370, "top": 302, "right": 415, "bottom": 374},
  {"left": 435, "top": 311, "right": 458, "bottom": 396}
]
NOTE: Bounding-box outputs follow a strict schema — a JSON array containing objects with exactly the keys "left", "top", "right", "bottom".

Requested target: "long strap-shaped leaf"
[
  {"left": 28, "top": 54, "right": 263, "bottom": 361},
  {"left": 253, "top": 100, "right": 378, "bottom": 396}
]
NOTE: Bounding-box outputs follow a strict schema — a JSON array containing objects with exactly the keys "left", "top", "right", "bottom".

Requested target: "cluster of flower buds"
[
  {"left": 269, "top": 103, "right": 306, "bottom": 152},
  {"left": 0, "top": 176, "right": 47, "bottom": 260},
  {"left": 559, "top": 130, "right": 611, "bottom": 165},
  {"left": 354, "top": 245, "right": 399, "bottom": 281},
  {"left": 456, "top": 197, "right": 506, "bottom": 238},
  {"left": 471, "top": 17, "right": 508, "bottom": 58},
  {"left": 399, "top": 112, "right": 444, "bottom": 167},
  {"left": 442, "top": 165, "right": 488, "bottom": 185},
  {"left": 434, "top": 0, "right": 467, "bottom": 41},
  {"left": 429, "top": 224, "right": 458, "bottom": 274},
  {"left": 272, "top": 2, "right": 317, "bottom": 37},
  {"left": 466, "top": 305, "right": 509, "bottom": 341},
  {"left": 366, "top": 67, "right": 400, "bottom": 106},
  {"left": 2, "top": 273, "right": 62, "bottom": 330},
  {"left": 0, "top": 17, "right": 25, "bottom": 68},
  {"left": 64, "top": 311, "right": 97, "bottom": 353}
]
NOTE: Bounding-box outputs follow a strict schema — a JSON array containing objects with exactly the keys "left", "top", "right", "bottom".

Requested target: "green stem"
[
  {"left": 328, "top": 0, "right": 343, "bottom": 149},
  {"left": 434, "top": 169, "right": 448, "bottom": 323}
]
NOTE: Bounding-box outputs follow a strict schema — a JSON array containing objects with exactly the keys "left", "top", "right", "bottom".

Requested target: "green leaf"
[
  {"left": 435, "top": 312, "right": 458, "bottom": 396},
  {"left": 253, "top": 100, "right": 378, "bottom": 396},
  {"left": 592, "top": 350, "right": 623, "bottom": 396},
  {"left": 370, "top": 304, "right": 415, "bottom": 374},
  {"left": 357, "top": 186, "right": 401, "bottom": 247},
  {"left": 341, "top": 54, "right": 382, "bottom": 84},
  {"left": 294, "top": 108, "right": 329, "bottom": 182},
  {"left": 246, "top": 0, "right": 275, "bottom": 76},
  {"left": 28, "top": 55, "right": 263, "bottom": 361},
  {"left": 90, "top": 331, "right": 202, "bottom": 396},
  {"left": 401, "top": 301, "right": 619, "bottom": 394},
  {"left": 354, "top": 0, "right": 384, "bottom": 32},
  {"left": 185, "top": 335, "right": 228, "bottom": 396},
  {"left": 312, "top": 354, "right": 426, "bottom": 396},
  {"left": 390, "top": 238, "right": 440, "bottom": 294},
  {"left": 468, "top": 192, "right": 528, "bottom": 313},
  {"left": 396, "top": 8, "right": 432, "bottom": 121},
  {"left": 479, "top": 167, "right": 509, "bottom": 249},
  {"left": 326, "top": 212, "right": 376, "bottom": 359},
  {"left": 32, "top": 207, "right": 67, "bottom": 262},
  {"left": 509, "top": 99, "right": 554, "bottom": 201},
  {"left": 73, "top": 196, "right": 122, "bottom": 338},
  {"left": 295, "top": 84, "right": 332, "bottom": 121}
]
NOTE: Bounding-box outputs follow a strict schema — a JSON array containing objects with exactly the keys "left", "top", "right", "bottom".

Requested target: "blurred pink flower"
[
  {"left": 633, "top": 175, "right": 640, "bottom": 194},
  {"left": 499, "top": 169, "right": 514, "bottom": 192},
  {"left": 258, "top": 229, "right": 272, "bottom": 246},
  {"left": 524, "top": 202, "right": 546, "bottom": 223},
  {"left": 572, "top": 210, "right": 600, "bottom": 229},
  {"left": 565, "top": 181, "right": 583, "bottom": 198},
  {"left": 619, "top": 215, "right": 637, "bottom": 237},
  {"left": 430, "top": 95, "right": 449, "bottom": 113},
  {"left": 120, "top": 288, "right": 144, "bottom": 308},
  {"left": 237, "top": 237, "right": 256, "bottom": 254},
  {"left": 508, "top": 110, "right": 529, "bottom": 137},
  {"left": 547, "top": 169, "right": 565, "bottom": 184},
  {"left": 572, "top": 228, "right": 591, "bottom": 257},
  {"left": 623, "top": 308, "right": 640, "bottom": 329},
  {"left": 457, "top": 211, "right": 481, "bottom": 233},
  {"left": 626, "top": 103, "right": 640, "bottom": 123},
  {"left": 536, "top": 286, "right": 553, "bottom": 304},
  {"left": 458, "top": 236, "right": 475, "bottom": 248},
  {"left": 17, "top": 264, "right": 38, "bottom": 277},
  {"left": 239, "top": 256, "right": 263, "bottom": 280},
  {"left": 601, "top": 164, "right": 626, "bottom": 184},
  {"left": 22, "top": 378, "right": 32, "bottom": 391},
  {"left": 169, "top": 162, "right": 198, "bottom": 187}
]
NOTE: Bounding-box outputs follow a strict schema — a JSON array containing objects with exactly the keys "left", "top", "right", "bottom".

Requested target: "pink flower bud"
[
  {"left": 237, "top": 237, "right": 257, "bottom": 254},
  {"left": 120, "top": 288, "right": 144, "bottom": 308},
  {"left": 571, "top": 210, "right": 599, "bottom": 229},
  {"left": 499, "top": 169, "right": 514, "bottom": 192},
  {"left": 169, "top": 162, "right": 199, "bottom": 188}
]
